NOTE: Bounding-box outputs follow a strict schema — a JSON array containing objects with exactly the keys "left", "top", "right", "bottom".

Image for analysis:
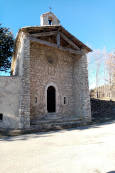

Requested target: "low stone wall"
[
  {"left": 91, "top": 98, "right": 115, "bottom": 123},
  {"left": 0, "top": 76, "right": 21, "bottom": 129}
]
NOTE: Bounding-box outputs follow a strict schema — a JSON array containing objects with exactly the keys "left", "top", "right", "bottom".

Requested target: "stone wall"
[
  {"left": 0, "top": 32, "right": 30, "bottom": 129},
  {"left": 73, "top": 53, "right": 91, "bottom": 122},
  {"left": 0, "top": 77, "right": 21, "bottom": 129},
  {"left": 0, "top": 26, "right": 91, "bottom": 130},
  {"left": 19, "top": 35, "right": 30, "bottom": 128},
  {"left": 30, "top": 42, "right": 91, "bottom": 122},
  {"left": 1, "top": 30, "right": 91, "bottom": 129},
  {"left": 30, "top": 42, "right": 75, "bottom": 120},
  {"left": 11, "top": 32, "right": 30, "bottom": 129}
]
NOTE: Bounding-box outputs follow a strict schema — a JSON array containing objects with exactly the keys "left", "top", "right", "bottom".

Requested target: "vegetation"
[
  {"left": 0, "top": 24, "right": 14, "bottom": 72},
  {"left": 88, "top": 50, "right": 115, "bottom": 99}
]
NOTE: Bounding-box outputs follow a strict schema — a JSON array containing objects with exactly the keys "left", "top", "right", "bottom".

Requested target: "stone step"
[
  {"left": 30, "top": 117, "right": 82, "bottom": 125},
  {"left": 30, "top": 119, "right": 86, "bottom": 132},
  {"left": 30, "top": 118, "right": 61, "bottom": 125},
  {"left": 30, "top": 114, "right": 61, "bottom": 122}
]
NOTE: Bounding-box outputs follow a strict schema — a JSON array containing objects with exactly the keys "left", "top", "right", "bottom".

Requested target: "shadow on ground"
[
  {"left": 0, "top": 98, "right": 115, "bottom": 141},
  {"left": 0, "top": 120, "right": 115, "bottom": 142}
]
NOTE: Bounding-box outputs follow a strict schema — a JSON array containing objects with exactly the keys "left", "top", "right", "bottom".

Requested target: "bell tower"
[{"left": 40, "top": 11, "right": 60, "bottom": 26}]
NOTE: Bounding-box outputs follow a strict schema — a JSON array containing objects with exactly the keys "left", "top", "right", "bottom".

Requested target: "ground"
[{"left": 1, "top": 122, "right": 115, "bottom": 173}]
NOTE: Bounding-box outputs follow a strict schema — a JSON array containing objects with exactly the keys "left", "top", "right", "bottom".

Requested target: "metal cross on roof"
[{"left": 49, "top": 6, "right": 52, "bottom": 12}]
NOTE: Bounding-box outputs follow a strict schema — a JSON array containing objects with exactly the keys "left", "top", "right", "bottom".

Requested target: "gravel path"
[{"left": 1, "top": 122, "right": 115, "bottom": 173}]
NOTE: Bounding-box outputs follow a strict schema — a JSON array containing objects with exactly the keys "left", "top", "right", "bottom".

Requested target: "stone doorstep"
[
  {"left": 0, "top": 119, "right": 88, "bottom": 136},
  {"left": 31, "top": 113, "right": 64, "bottom": 121},
  {"left": 31, "top": 120, "right": 82, "bottom": 126},
  {"left": 30, "top": 117, "right": 83, "bottom": 125},
  {"left": 30, "top": 121, "right": 82, "bottom": 129},
  {"left": 30, "top": 119, "right": 89, "bottom": 132},
  {"left": 30, "top": 118, "right": 88, "bottom": 131}
]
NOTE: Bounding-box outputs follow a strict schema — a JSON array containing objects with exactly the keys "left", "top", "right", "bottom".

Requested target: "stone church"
[{"left": 0, "top": 12, "right": 92, "bottom": 130}]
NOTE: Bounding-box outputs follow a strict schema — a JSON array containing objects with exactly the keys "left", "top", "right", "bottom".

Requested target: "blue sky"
[
  {"left": 1, "top": 0, "right": 115, "bottom": 51},
  {"left": 1, "top": 0, "right": 115, "bottom": 87}
]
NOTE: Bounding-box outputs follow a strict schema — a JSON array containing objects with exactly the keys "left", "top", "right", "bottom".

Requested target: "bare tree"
[
  {"left": 105, "top": 53, "right": 115, "bottom": 100},
  {"left": 93, "top": 50, "right": 106, "bottom": 98},
  {"left": 88, "top": 48, "right": 108, "bottom": 98},
  {"left": 88, "top": 48, "right": 115, "bottom": 100}
]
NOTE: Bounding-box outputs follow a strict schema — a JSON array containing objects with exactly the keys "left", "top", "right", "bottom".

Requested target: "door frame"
[
  {"left": 45, "top": 82, "right": 59, "bottom": 114},
  {"left": 47, "top": 85, "right": 56, "bottom": 113}
]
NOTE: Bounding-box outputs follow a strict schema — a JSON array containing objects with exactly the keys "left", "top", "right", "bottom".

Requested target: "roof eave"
[{"left": 18, "top": 25, "right": 92, "bottom": 52}]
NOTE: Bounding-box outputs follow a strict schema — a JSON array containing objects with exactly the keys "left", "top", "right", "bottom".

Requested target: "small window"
[
  {"left": 0, "top": 114, "right": 3, "bottom": 121},
  {"left": 64, "top": 97, "right": 67, "bottom": 105},
  {"left": 48, "top": 19, "right": 52, "bottom": 25},
  {"left": 35, "top": 97, "right": 37, "bottom": 103}
]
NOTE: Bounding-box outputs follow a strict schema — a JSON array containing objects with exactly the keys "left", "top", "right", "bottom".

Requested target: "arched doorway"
[{"left": 47, "top": 86, "right": 56, "bottom": 113}]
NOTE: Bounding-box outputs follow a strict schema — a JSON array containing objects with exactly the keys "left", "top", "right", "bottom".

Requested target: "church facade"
[{"left": 0, "top": 12, "right": 92, "bottom": 129}]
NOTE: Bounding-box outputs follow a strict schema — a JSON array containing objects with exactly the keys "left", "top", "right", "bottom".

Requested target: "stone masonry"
[
  {"left": 0, "top": 77, "right": 21, "bottom": 129},
  {"left": 30, "top": 43, "right": 74, "bottom": 120},
  {"left": 0, "top": 11, "right": 92, "bottom": 130},
  {"left": 30, "top": 43, "right": 91, "bottom": 124}
]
